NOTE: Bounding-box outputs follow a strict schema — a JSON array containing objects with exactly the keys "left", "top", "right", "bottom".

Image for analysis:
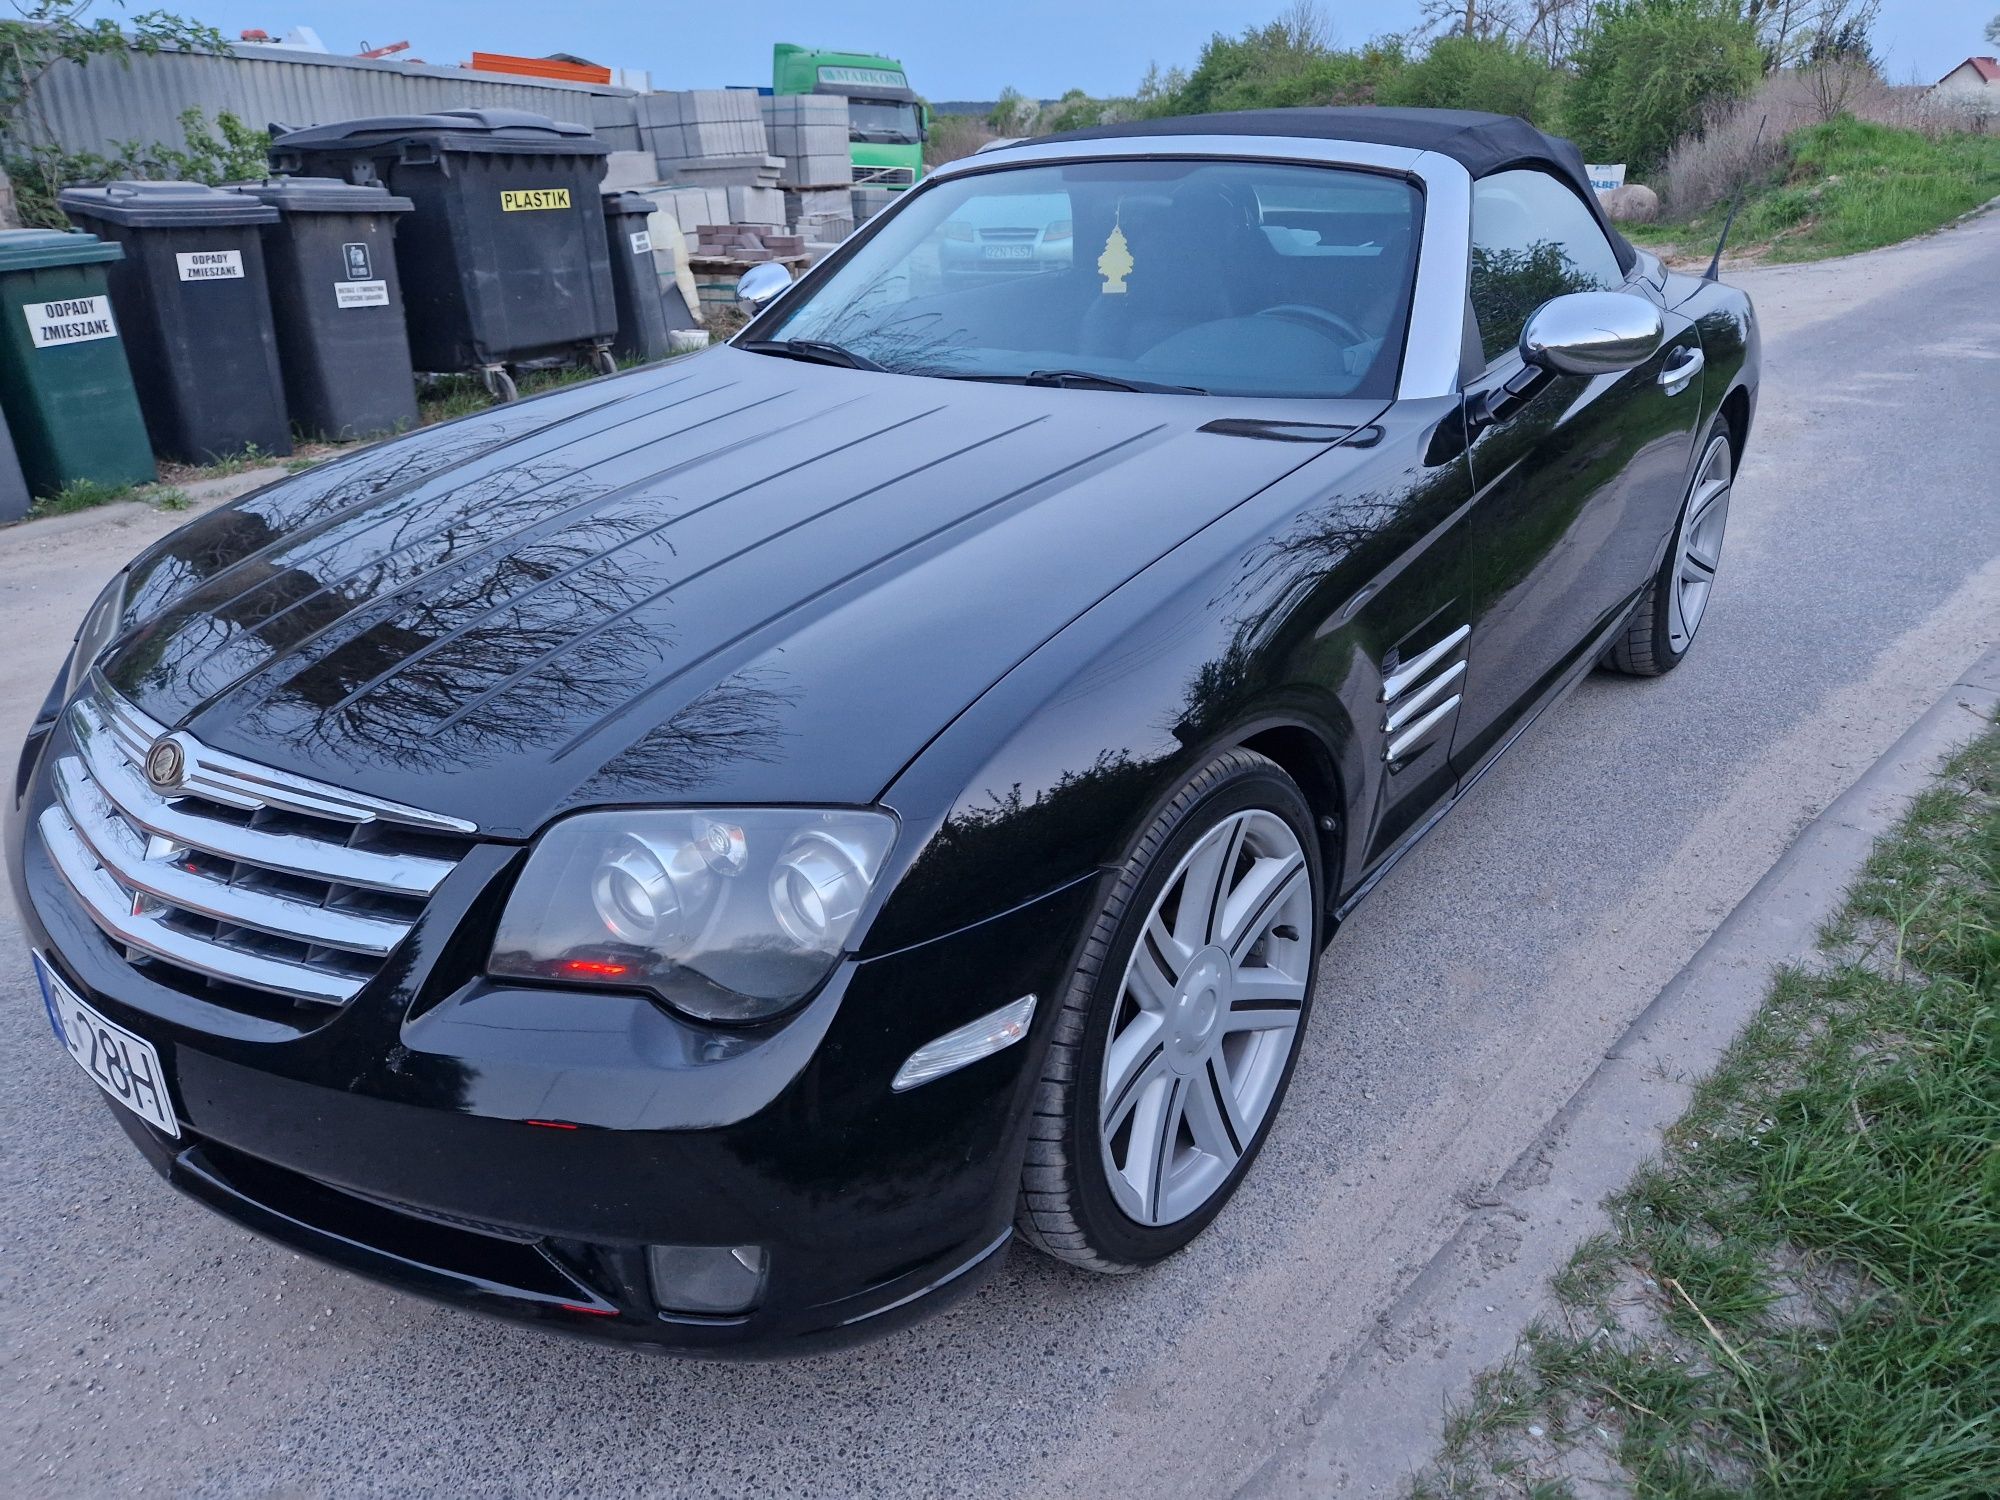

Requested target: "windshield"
[
  {"left": 847, "top": 99, "right": 920, "bottom": 142},
  {"left": 756, "top": 159, "right": 1422, "bottom": 399}
]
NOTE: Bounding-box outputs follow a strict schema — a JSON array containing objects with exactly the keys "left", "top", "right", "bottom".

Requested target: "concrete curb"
[{"left": 1244, "top": 643, "right": 2000, "bottom": 1498}]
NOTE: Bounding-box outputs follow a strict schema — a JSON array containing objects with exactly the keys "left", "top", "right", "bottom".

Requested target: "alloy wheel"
[
  {"left": 1098, "top": 807, "right": 1313, "bottom": 1227},
  {"left": 1668, "top": 434, "right": 1733, "bottom": 652}
]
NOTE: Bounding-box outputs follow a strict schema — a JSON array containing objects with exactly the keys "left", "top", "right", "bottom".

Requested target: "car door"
[{"left": 1448, "top": 169, "right": 1705, "bottom": 777}]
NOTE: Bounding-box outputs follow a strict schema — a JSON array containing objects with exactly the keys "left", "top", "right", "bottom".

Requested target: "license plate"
[
  {"left": 34, "top": 954, "right": 179, "bottom": 1138},
  {"left": 983, "top": 243, "right": 1033, "bottom": 260}
]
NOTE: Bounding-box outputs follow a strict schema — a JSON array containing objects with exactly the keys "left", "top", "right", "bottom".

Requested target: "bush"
[
  {"left": 1154, "top": 21, "right": 1404, "bottom": 115},
  {"left": 924, "top": 113, "right": 1002, "bottom": 167},
  {"left": 1566, "top": 0, "right": 1762, "bottom": 175},
  {"left": 1380, "top": 36, "right": 1563, "bottom": 127}
]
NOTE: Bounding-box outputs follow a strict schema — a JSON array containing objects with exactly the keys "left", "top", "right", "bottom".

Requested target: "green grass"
[
  {"left": 416, "top": 360, "right": 619, "bottom": 426},
  {"left": 1628, "top": 116, "right": 2000, "bottom": 265},
  {"left": 24, "top": 477, "right": 196, "bottom": 521},
  {"left": 1418, "top": 718, "right": 2000, "bottom": 1498}
]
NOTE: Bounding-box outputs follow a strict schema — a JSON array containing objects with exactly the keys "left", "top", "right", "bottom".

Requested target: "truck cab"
[{"left": 772, "top": 42, "right": 927, "bottom": 190}]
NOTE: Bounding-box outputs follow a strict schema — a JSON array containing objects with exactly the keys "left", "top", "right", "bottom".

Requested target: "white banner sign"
[
  {"left": 176, "top": 249, "right": 244, "bottom": 281},
  {"left": 334, "top": 279, "right": 390, "bottom": 309},
  {"left": 1586, "top": 163, "right": 1627, "bottom": 194},
  {"left": 24, "top": 295, "right": 118, "bottom": 348}
]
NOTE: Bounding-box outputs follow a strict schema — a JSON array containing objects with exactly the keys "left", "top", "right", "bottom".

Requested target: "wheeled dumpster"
[
  {"left": 601, "top": 190, "right": 671, "bottom": 365},
  {"left": 58, "top": 182, "right": 292, "bottom": 463},
  {"left": 270, "top": 109, "right": 617, "bottom": 398},
  {"left": 231, "top": 177, "right": 418, "bottom": 440},
  {"left": 0, "top": 227, "right": 154, "bottom": 498}
]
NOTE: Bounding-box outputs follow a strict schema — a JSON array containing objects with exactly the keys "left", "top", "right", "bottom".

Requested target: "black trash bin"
[
  {"left": 270, "top": 109, "right": 617, "bottom": 398},
  {"left": 601, "top": 191, "right": 670, "bottom": 366},
  {"left": 59, "top": 181, "right": 291, "bottom": 464},
  {"left": 230, "top": 177, "right": 418, "bottom": 441}
]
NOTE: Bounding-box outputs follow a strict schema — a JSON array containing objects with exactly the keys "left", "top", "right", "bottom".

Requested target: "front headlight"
[
  {"left": 66, "top": 572, "right": 128, "bottom": 702},
  {"left": 489, "top": 807, "right": 897, "bottom": 1023}
]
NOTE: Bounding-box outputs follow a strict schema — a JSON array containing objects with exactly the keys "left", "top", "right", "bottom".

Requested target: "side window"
[{"left": 1469, "top": 169, "right": 1625, "bottom": 364}]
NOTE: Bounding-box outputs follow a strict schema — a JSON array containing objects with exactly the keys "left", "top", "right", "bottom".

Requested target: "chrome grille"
[
  {"left": 39, "top": 682, "right": 475, "bottom": 1011},
  {"left": 853, "top": 164, "right": 915, "bottom": 187}
]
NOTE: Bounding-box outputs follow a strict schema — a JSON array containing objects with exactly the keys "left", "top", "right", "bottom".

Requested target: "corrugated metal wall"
[{"left": 23, "top": 43, "right": 644, "bottom": 159}]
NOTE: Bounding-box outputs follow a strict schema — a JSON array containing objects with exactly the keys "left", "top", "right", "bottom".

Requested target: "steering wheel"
[{"left": 1254, "top": 303, "right": 1370, "bottom": 348}]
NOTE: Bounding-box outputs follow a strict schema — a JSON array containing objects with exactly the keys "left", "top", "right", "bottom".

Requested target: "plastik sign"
[
  {"left": 501, "top": 188, "right": 572, "bottom": 212},
  {"left": 1586, "top": 163, "right": 1627, "bottom": 194},
  {"left": 25, "top": 294, "right": 118, "bottom": 348}
]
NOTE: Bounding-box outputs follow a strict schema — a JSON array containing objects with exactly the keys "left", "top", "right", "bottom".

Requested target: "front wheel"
[
  {"left": 1017, "top": 749, "right": 1322, "bottom": 1272},
  {"left": 1605, "top": 418, "right": 1734, "bottom": 676}
]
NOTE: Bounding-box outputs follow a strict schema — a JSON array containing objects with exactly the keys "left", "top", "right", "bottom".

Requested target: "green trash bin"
[{"left": 0, "top": 228, "right": 154, "bottom": 498}]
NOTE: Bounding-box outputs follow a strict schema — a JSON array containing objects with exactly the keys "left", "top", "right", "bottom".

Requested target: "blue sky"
[{"left": 190, "top": 2, "right": 1994, "bottom": 98}]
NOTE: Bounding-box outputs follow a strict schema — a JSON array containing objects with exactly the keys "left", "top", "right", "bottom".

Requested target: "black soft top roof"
[{"left": 1032, "top": 106, "right": 1635, "bottom": 272}]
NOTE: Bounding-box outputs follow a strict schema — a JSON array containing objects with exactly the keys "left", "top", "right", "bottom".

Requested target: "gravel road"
[{"left": 3, "top": 210, "right": 1996, "bottom": 1499}]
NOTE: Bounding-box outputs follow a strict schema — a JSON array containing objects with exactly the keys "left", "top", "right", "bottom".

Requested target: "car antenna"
[{"left": 1705, "top": 114, "right": 1767, "bottom": 281}]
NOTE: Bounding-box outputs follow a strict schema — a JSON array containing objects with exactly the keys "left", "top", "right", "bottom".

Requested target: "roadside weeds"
[
  {"left": 1412, "top": 719, "right": 2000, "bottom": 1499},
  {"left": 11, "top": 352, "right": 695, "bottom": 526}
]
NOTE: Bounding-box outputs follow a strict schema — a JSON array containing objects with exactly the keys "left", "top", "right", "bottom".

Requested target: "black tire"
[
  {"left": 1605, "top": 416, "right": 1734, "bottom": 677},
  {"left": 1016, "top": 748, "right": 1324, "bottom": 1273}
]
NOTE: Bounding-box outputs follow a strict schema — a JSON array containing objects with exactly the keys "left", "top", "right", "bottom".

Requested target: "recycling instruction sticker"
[
  {"left": 24, "top": 295, "right": 117, "bottom": 347},
  {"left": 335, "top": 280, "right": 390, "bottom": 309},
  {"left": 630, "top": 229, "right": 653, "bottom": 255}
]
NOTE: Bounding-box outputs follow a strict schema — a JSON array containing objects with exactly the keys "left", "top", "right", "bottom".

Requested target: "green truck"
[{"left": 771, "top": 43, "right": 928, "bottom": 191}]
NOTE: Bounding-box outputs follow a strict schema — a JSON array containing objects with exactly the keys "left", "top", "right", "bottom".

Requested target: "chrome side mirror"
[
  {"left": 736, "top": 261, "right": 794, "bottom": 308},
  {"left": 1519, "top": 290, "right": 1664, "bottom": 376}
]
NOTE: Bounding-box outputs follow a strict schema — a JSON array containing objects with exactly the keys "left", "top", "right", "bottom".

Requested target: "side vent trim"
[{"left": 1380, "top": 625, "right": 1471, "bottom": 768}]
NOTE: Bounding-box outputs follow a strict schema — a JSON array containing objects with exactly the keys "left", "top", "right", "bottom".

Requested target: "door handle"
[{"left": 1658, "top": 347, "right": 1704, "bottom": 393}]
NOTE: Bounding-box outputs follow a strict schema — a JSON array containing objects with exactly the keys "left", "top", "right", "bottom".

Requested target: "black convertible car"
[{"left": 10, "top": 109, "right": 1756, "bottom": 1354}]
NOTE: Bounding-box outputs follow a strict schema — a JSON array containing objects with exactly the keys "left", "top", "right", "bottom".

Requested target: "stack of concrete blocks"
[
  {"left": 639, "top": 90, "right": 786, "bottom": 228},
  {"left": 639, "top": 184, "right": 731, "bottom": 236},
  {"left": 602, "top": 151, "right": 662, "bottom": 192},
  {"left": 760, "top": 93, "right": 854, "bottom": 248},
  {"left": 760, "top": 93, "right": 851, "bottom": 185},
  {"left": 691, "top": 224, "right": 805, "bottom": 263},
  {"left": 852, "top": 185, "right": 897, "bottom": 225}
]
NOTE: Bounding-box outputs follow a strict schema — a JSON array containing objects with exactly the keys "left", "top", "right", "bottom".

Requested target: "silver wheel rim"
[
  {"left": 1669, "top": 435, "right": 1732, "bottom": 652},
  {"left": 1098, "top": 807, "right": 1313, "bottom": 1227}
]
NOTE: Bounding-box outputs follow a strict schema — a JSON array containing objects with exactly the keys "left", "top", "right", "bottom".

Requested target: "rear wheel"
[
  {"left": 1606, "top": 419, "right": 1734, "bottom": 676},
  {"left": 1017, "top": 749, "right": 1322, "bottom": 1272}
]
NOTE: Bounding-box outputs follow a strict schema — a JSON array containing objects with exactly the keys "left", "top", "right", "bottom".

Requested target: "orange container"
[{"left": 470, "top": 52, "right": 612, "bottom": 85}]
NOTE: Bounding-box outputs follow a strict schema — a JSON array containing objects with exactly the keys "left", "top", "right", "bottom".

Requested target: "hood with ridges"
[{"left": 104, "top": 349, "right": 1382, "bottom": 837}]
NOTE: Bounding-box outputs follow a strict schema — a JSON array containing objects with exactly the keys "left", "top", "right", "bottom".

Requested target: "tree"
[
  {"left": 1744, "top": 0, "right": 1881, "bottom": 72},
  {"left": 1381, "top": 34, "right": 1563, "bottom": 126},
  {"left": 985, "top": 87, "right": 1038, "bottom": 133},
  {"left": 1986, "top": 13, "right": 1999, "bottom": 47},
  {"left": 1, "top": 2, "right": 238, "bottom": 226},
  {"left": 1565, "top": 1, "right": 1762, "bottom": 174}
]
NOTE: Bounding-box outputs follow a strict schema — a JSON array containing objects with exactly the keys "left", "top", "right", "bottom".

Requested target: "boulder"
[{"left": 1601, "top": 183, "right": 1660, "bottom": 224}]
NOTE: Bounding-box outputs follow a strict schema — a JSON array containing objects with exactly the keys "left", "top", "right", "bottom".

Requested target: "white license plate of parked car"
[
  {"left": 983, "top": 243, "right": 1033, "bottom": 259},
  {"left": 34, "top": 952, "right": 178, "bottom": 1137}
]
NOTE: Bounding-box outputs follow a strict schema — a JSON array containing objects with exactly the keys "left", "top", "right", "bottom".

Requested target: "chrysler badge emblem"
[{"left": 145, "top": 735, "right": 187, "bottom": 791}]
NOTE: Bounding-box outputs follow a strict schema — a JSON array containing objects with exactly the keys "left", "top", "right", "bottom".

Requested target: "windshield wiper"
[
  {"left": 1024, "top": 369, "right": 1207, "bottom": 395},
  {"left": 737, "top": 339, "right": 885, "bottom": 372},
  {"left": 934, "top": 368, "right": 1207, "bottom": 395}
]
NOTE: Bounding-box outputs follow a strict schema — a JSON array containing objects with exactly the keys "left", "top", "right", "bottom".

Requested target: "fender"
[{"left": 865, "top": 398, "right": 1476, "bottom": 957}]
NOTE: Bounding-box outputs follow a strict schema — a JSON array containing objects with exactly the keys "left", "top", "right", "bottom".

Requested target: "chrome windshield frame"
[{"left": 744, "top": 134, "right": 1473, "bottom": 403}]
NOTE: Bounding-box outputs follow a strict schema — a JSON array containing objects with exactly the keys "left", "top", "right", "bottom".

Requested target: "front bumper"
[{"left": 10, "top": 783, "right": 1099, "bottom": 1356}]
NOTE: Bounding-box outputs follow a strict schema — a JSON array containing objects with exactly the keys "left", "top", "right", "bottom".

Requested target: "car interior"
[{"left": 772, "top": 161, "right": 1423, "bottom": 399}]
